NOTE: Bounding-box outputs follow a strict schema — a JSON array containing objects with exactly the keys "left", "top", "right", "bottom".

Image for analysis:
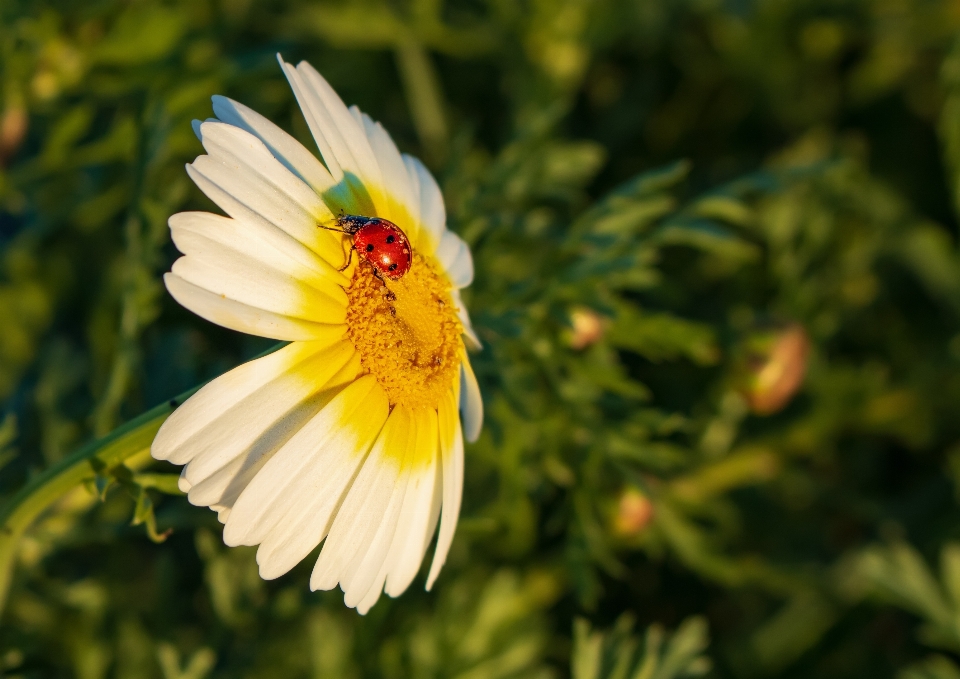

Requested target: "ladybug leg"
[{"left": 337, "top": 243, "right": 354, "bottom": 272}]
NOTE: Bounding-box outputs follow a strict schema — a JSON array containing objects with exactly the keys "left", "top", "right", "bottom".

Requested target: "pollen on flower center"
[{"left": 346, "top": 252, "right": 462, "bottom": 410}]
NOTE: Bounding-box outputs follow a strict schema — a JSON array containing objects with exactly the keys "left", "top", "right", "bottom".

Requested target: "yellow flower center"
[{"left": 346, "top": 253, "right": 463, "bottom": 410}]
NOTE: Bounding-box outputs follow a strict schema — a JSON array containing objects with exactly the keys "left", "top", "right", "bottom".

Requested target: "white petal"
[
  {"left": 276, "top": 57, "right": 459, "bottom": 270},
  {"left": 402, "top": 155, "right": 423, "bottom": 228},
  {"left": 152, "top": 340, "right": 356, "bottom": 511},
  {"left": 253, "top": 413, "right": 378, "bottom": 578},
  {"left": 383, "top": 408, "right": 442, "bottom": 597},
  {"left": 309, "top": 407, "right": 413, "bottom": 594},
  {"left": 192, "top": 117, "right": 216, "bottom": 140},
  {"left": 294, "top": 62, "right": 384, "bottom": 190},
  {"left": 197, "top": 120, "right": 330, "bottom": 221},
  {"left": 181, "top": 344, "right": 356, "bottom": 494},
  {"left": 451, "top": 289, "right": 481, "bottom": 350},
  {"left": 422, "top": 455, "right": 443, "bottom": 577},
  {"left": 277, "top": 57, "right": 339, "bottom": 179},
  {"left": 347, "top": 407, "right": 443, "bottom": 607},
  {"left": 253, "top": 385, "right": 393, "bottom": 580},
  {"left": 177, "top": 467, "right": 192, "bottom": 493},
  {"left": 154, "top": 341, "right": 337, "bottom": 463},
  {"left": 188, "top": 121, "right": 342, "bottom": 266},
  {"left": 426, "top": 393, "right": 465, "bottom": 590},
  {"left": 164, "top": 273, "right": 342, "bottom": 341},
  {"left": 353, "top": 110, "right": 423, "bottom": 242},
  {"left": 210, "top": 95, "right": 335, "bottom": 196},
  {"left": 170, "top": 211, "right": 347, "bottom": 295},
  {"left": 169, "top": 210, "right": 344, "bottom": 322},
  {"left": 403, "top": 154, "right": 446, "bottom": 250},
  {"left": 278, "top": 57, "right": 378, "bottom": 215},
  {"left": 435, "top": 230, "right": 473, "bottom": 289},
  {"left": 170, "top": 224, "right": 346, "bottom": 325},
  {"left": 460, "top": 355, "right": 483, "bottom": 443},
  {"left": 337, "top": 409, "right": 442, "bottom": 612},
  {"left": 176, "top": 179, "right": 349, "bottom": 286},
  {"left": 224, "top": 375, "right": 388, "bottom": 548},
  {"left": 342, "top": 440, "right": 413, "bottom": 607},
  {"left": 355, "top": 110, "right": 412, "bottom": 207}
]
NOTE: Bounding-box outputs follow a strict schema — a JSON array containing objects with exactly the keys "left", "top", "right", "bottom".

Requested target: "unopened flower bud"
[
  {"left": 568, "top": 307, "right": 605, "bottom": 350},
  {"left": 612, "top": 487, "right": 654, "bottom": 536},
  {"left": 0, "top": 106, "right": 27, "bottom": 166},
  {"left": 741, "top": 324, "right": 810, "bottom": 415}
]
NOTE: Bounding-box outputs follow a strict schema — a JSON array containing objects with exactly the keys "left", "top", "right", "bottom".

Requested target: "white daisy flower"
[{"left": 151, "top": 57, "right": 483, "bottom": 614}]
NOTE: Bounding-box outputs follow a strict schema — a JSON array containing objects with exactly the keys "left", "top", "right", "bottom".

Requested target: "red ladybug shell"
[{"left": 346, "top": 217, "right": 412, "bottom": 280}]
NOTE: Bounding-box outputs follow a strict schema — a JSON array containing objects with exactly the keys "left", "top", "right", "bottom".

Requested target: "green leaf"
[
  {"left": 131, "top": 486, "right": 171, "bottom": 543},
  {"left": 652, "top": 218, "right": 760, "bottom": 263},
  {"left": 607, "top": 305, "right": 719, "bottom": 365},
  {"left": 650, "top": 617, "right": 711, "bottom": 679},
  {"left": 748, "top": 592, "right": 839, "bottom": 673},
  {"left": 939, "top": 35, "right": 960, "bottom": 219},
  {"left": 570, "top": 615, "right": 710, "bottom": 679},
  {"left": 94, "top": 6, "right": 185, "bottom": 65},
  {"left": 857, "top": 542, "right": 955, "bottom": 637},
  {"left": 134, "top": 473, "right": 183, "bottom": 495},
  {"left": 899, "top": 655, "right": 960, "bottom": 679}
]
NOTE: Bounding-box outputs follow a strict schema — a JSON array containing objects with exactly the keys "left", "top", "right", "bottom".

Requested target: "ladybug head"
[{"left": 335, "top": 214, "right": 373, "bottom": 235}]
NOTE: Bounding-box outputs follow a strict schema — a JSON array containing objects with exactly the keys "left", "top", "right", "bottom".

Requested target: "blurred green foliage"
[{"left": 3, "top": 0, "right": 960, "bottom": 677}]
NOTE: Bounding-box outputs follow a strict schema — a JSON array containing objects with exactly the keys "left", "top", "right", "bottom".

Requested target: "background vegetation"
[{"left": 3, "top": 0, "right": 960, "bottom": 677}]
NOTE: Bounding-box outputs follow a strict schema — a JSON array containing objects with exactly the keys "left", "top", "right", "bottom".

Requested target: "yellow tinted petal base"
[{"left": 346, "top": 254, "right": 462, "bottom": 410}]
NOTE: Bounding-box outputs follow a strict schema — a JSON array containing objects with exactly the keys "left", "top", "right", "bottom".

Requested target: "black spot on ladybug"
[
  {"left": 386, "top": 234, "right": 395, "bottom": 244},
  {"left": 389, "top": 263, "right": 398, "bottom": 271},
  {"left": 366, "top": 243, "right": 374, "bottom": 252}
]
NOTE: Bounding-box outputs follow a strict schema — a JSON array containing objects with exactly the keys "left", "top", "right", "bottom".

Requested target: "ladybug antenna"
[{"left": 316, "top": 220, "right": 351, "bottom": 235}]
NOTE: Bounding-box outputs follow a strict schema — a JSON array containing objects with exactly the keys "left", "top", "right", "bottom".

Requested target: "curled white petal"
[
  {"left": 436, "top": 230, "right": 474, "bottom": 289},
  {"left": 426, "top": 393, "right": 465, "bottom": 590},
  {"left": 460, "top": 356, "right": 483, "bottom": 444},
  {"left": 404, "top": 155, "right": 446, "bottom": 251},
  {"left": 451, "top": 289, "right": 481, "bottom": 350}
]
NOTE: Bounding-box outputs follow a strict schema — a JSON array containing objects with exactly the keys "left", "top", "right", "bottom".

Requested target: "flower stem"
[
  {"left": 0, "top": 387, "right": 196, "bottom": 622},
  {"left": 395, "top": 36, "right": 448, "bottom": 164},
  {"left": 0, "top": 342, "right": 285, "bottom": 622}
]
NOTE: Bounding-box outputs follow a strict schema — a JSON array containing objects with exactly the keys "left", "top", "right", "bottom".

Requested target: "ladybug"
[{"left": 321, "top": 214, "right": 412, "bottom": 280}]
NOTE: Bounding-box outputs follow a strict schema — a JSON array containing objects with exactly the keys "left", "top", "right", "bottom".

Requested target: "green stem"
[
  {"left": 0, "top": 342, "right": 284, "bottom": 622},
  {"left": 0, "top": 386, "right": 197, "bottom": 623},
  {"left": 395, "top": 35, "right": 448, "bottom": 164}
]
